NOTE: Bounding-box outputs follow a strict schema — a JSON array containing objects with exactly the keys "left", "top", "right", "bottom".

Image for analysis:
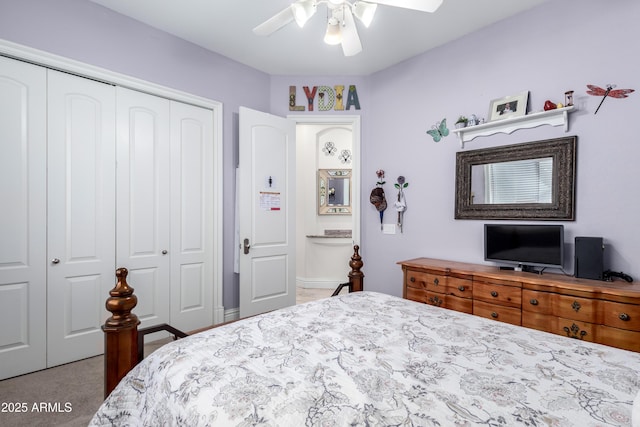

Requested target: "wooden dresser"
[{"left": 399, "top": 258, "right": 640, "bottom": 352}]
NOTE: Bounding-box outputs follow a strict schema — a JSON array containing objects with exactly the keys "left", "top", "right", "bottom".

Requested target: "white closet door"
[
  {"left": 116, "top": 87, "right": 171, "bottom": 330},
  {"left": 0, "top": 57, "right": 47, "bottom": 380},
  {"left": 170, "top": 101, "right": 214, "bottom": 331},
  {"left": 46, "top": 70, "right": 116, "bottom": 366}
]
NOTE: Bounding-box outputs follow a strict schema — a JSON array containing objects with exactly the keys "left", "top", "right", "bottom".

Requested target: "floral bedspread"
[{"left": 90, "top": 292, "right": 640, "bottom": 426}]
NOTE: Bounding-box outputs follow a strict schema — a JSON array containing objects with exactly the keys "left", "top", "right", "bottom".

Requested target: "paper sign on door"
[{"left": 259, "top": 191, "right": 281, "bottom": 211}]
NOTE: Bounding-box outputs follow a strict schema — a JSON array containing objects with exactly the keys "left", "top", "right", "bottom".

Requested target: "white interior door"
[
  {"left": 239, "top": 107, "right": 296, "bottom": 318},
  {"left": 0, "top": 57, "right": 47, "bottom": 380},
  {"left": 169, "top": 101, "right": 214, "bottom": 331},
  {"left": 46, "top": 70, "right": 116, "bottom": 367},
  {"left": 116, "top": 87, "right": 171, "bottom": 330}
]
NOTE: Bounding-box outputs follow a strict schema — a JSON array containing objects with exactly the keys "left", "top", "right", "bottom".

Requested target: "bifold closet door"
[
  {"left": 0, "top": 57, "right": 47, "bottom": 380},
  {"left": 116, "top": 87, "right": 171, "bottom": 329},
  {"left": 170, "top": 101, "right": 214, "bottom": 332},
  {"left": 46, "top": 70, "right": 116, "bottom": 367}
]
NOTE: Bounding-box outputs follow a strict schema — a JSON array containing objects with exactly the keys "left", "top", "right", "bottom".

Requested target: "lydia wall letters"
[{"left": 289, "top": 85, "right": 361, "bottom": 112}]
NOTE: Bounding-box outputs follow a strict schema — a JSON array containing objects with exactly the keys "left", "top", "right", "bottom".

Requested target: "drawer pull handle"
[
  {"left": 458, "top": 285, "right": 465, "bottom": 292},
  {"left": 564, "top": 323, "right": 587, "bottom": 340},
  {"left": 491, "top": 312, "right": 498, "bottom": 318},
  {"left": 433, "top": 278, "right": 439, "bottom": 286},
  {"left": 572, "top": 301, "right": 581, "bottom": 312},
  {"left": 429, "top": 296, "right": 443, "bottom": 306},
  {"left": 410, "top": 277, "right": 415, "bottom": 282},
  {"left": 530, "top": 299, "right": 539, "bottom": 306},
  {"left": 619, "top": 313, "right": 630, "bottom": 321},
  {"left": 490, "top": 291, "right": 498, "bottom": 298}
]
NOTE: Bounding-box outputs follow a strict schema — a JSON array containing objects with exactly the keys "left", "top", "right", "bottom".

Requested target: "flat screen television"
[{"left": 484, "top": 224, "right": 564, "bottom": 271}]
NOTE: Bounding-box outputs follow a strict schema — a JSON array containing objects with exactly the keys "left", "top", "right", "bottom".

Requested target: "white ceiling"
[{"left": 89, "top": 0, "right": 550, "bottom": 76}]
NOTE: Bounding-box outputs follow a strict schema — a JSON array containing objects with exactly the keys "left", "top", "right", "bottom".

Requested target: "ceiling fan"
[{"left": 253, "top": 0, "right": 444, "bottom": 56}]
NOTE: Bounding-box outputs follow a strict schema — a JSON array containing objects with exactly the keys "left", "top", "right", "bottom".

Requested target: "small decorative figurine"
[
  {"left": 370, "top": 170, "right": 387, "bottom": 231},
  {"left": 564, "top": 90, "right": 574, "bottom": 107},
  {"left": 394, "top": 176, "right": 409, "bottom": 233}
]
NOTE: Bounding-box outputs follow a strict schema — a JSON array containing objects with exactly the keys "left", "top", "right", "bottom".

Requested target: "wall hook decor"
[
  {"left": 586, "top": 84, "right": 635, "bottom": 114},
  {"left": 394, "top": 176, "right": 409, "bottom": 233},
  {"left": 370, "top": 170, "right": 387, "bottom": 231}
]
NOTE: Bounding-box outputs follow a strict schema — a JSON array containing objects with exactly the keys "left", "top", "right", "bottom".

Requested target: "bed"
[{"left": 92, "top": 247, "right": 640, "bottom": 426}]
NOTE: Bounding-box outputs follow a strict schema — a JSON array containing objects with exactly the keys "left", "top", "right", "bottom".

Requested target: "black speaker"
[{"left": 574, "top": 237, "right": 604, "bottom": 280}]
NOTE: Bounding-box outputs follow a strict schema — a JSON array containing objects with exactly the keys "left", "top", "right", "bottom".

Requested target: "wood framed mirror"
[
  {"left": 455, "top": 136, "right": 576, "bottom": 220},
  {"left": 318, "top": 169, "right": 352, "bottom": 215}
]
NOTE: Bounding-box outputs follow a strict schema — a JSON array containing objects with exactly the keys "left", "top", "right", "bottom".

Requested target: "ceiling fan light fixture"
[
  {"left": 291, "top": 0, "right": 317, "bottom": 27},
  {"left": 323, "top": 17, "right": 342, "bottom": 45},
  {"left": 352, "top": 2, "right": 377, "bottom": 27}
]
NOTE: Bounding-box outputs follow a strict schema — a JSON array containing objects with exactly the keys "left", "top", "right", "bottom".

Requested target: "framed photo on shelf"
[{"left": 488, "top": 91, "right": 529, "bottom": 121}]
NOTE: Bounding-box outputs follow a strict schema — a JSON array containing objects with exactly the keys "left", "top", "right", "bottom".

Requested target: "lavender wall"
[
  {"left": 2, "top": 0, "right": 638, "bottom": 308},
  {"left": 0, "top": 0, "right": 270, "bottom": 309},
  {"left": 358, "top": 0, "right": 640, "bottom": 295}
]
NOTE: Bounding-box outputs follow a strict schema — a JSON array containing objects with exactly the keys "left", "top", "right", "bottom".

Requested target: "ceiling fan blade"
[
  {"left": 253, "top": 6, "right": 295, "bottom": 36},
  {"left": 366, "top": 0, "right": 443, "bottom": 13},
  {"left": 341, "top": 7, "right": 362, "bottom": 56}
]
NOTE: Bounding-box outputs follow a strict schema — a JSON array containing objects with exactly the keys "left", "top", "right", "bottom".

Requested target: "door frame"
[
  {"left": 0, "top": 39, "right": 225, "bottom": 325},
  {"left": 288, "top": 114, "right": 361, "bottom": 263}
]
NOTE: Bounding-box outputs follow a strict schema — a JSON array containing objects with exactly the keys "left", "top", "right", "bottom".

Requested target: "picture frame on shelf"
[{"left": 488, "top": 91, "right": 529, "bottom": 121}]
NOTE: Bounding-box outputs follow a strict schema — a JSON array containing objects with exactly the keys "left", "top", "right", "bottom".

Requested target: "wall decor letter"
[
  {"left": 346, "top": 85, "right": 361, "bottom": 110},
  {"left": 289, "top": 86, "right": 305, "bottom": 111},
  {"left": 334, "top": 85, "right": 345, "bottom": 111},
  {"left": 303, "top": 86, "right": 318, "bottom": 111},
  {"left": 317, "top": 86, "right": 335, "bottom": 111}
]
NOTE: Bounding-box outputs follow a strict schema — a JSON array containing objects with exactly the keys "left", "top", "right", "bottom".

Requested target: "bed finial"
[
  {"left": 103, "top": 267, "right": 141, "bottom": 398},
  {"left": 348, "top": 245, "right": 364, "bottom": 292}
]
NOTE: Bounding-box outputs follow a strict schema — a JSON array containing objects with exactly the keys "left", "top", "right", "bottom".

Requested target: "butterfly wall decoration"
[
  {"left": 586, "top": 84, "right": 635, "bottom": 114},
  {"left": 427, "top": 118, "right": 449, "bottom": 142}
]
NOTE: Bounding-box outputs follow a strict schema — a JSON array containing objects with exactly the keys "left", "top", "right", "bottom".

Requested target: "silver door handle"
[
  {"left": 162, "top": 250, "right": 168, "bottom": 255},
  {"left": 243, "top": 238, "right": 250, "bottom": 255},
  {"left": 51, "top": 258, "right": 60, "bottom": 264}
]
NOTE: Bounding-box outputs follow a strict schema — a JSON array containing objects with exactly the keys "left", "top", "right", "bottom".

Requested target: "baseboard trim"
[{"left": 224, "top": 308, "right": 240, "bottom": 323}]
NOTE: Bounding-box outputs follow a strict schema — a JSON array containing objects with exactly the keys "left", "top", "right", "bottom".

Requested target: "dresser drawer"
[
  {"left": 522, "top": 290, "right": 552, "bottom": 315},
  {"left": 474, "top": 300, "right": 521, "bottom": 325},
  {"left": 553, "top": 294, "right": 600, "bottom": 324},
  {"left": 473, "top": 281, "right": 521, "bottom": 308},
  {"left": 407, "top": 286, "right": 445, "bottom": 307},
  {"left": 406, "top": 287, "right": 472, "bottom": 314},
  {"left": 405, "top": 270, "right": 445, "bottom": 291},
  {"left": 602, "top": 301, "right": 640, "bottom": 331},
  {"left": 554, "top": 317, "right": 596, "bottom": 343},
  {"left": 448, "top": 277, "right": 473, "bottom": 299},
  {"left": 444, "top": 294, "right": 473, "bottom": 314},
  {"left": 596, "top": 325, "right": 640, "bottom": 352},
  {"left": 522, "top": 311, "right": 554, "bottom": 333}
]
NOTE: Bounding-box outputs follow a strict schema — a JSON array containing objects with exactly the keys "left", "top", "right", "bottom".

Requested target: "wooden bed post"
[
  {"left": 102, "top": 268, "right": 140, "bottom": 399},
  {"left": 348, "top": 245, "right": 364, "bottom": 292}
]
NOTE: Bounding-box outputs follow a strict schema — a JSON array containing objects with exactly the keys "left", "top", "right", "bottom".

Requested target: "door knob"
[
  {"left": 162, "top": 250, "right": 168, "bottom": 255},
  {"left": 243, "top": 238, "right": 251, "bottom": 255},
  {"left": 51, "top": 258, "right": 60, "bottom": 264}
]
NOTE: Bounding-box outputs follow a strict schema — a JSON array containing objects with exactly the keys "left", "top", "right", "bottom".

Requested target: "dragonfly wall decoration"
[{"left": 586, "top": 84, "right": 635, "bottom": 114}]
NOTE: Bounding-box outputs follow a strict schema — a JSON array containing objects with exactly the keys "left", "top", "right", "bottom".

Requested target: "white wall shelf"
[{"left": 451, "top": 105, "right": 575, "bottom": 148}]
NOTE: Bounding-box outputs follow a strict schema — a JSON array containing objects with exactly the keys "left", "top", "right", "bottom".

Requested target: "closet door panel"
[
  {"left": 116, "top": 87, "right": 170, "bottom": 329},
  {"left": 170, "top": 101, "right": 214, "bottom": 331},
  {"left": 0, "top": 57, "right": 47, "bottom": 380},
  {"left": 46, "top": 70, "right": 116, "bottom": 367}
]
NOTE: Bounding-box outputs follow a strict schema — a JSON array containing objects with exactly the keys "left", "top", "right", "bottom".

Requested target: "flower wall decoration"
[
  {"left": 394, "top": 176, "right": 409, "bottom": 232},
  {"left": 339, "top": 149, "right": 352, "bottom": 164},
  {"left": 323, "top": 141, "right": 336, "bottom": 155}
]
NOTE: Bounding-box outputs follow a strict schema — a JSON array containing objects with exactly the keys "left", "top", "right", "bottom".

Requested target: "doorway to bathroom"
[{"left": 290, "top": 115, "right": 361, "bottom": 299}]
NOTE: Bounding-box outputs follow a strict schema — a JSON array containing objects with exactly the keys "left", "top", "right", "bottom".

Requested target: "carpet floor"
[{"left": 0, "top": 287, "right": 333, "bottom": 426}]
